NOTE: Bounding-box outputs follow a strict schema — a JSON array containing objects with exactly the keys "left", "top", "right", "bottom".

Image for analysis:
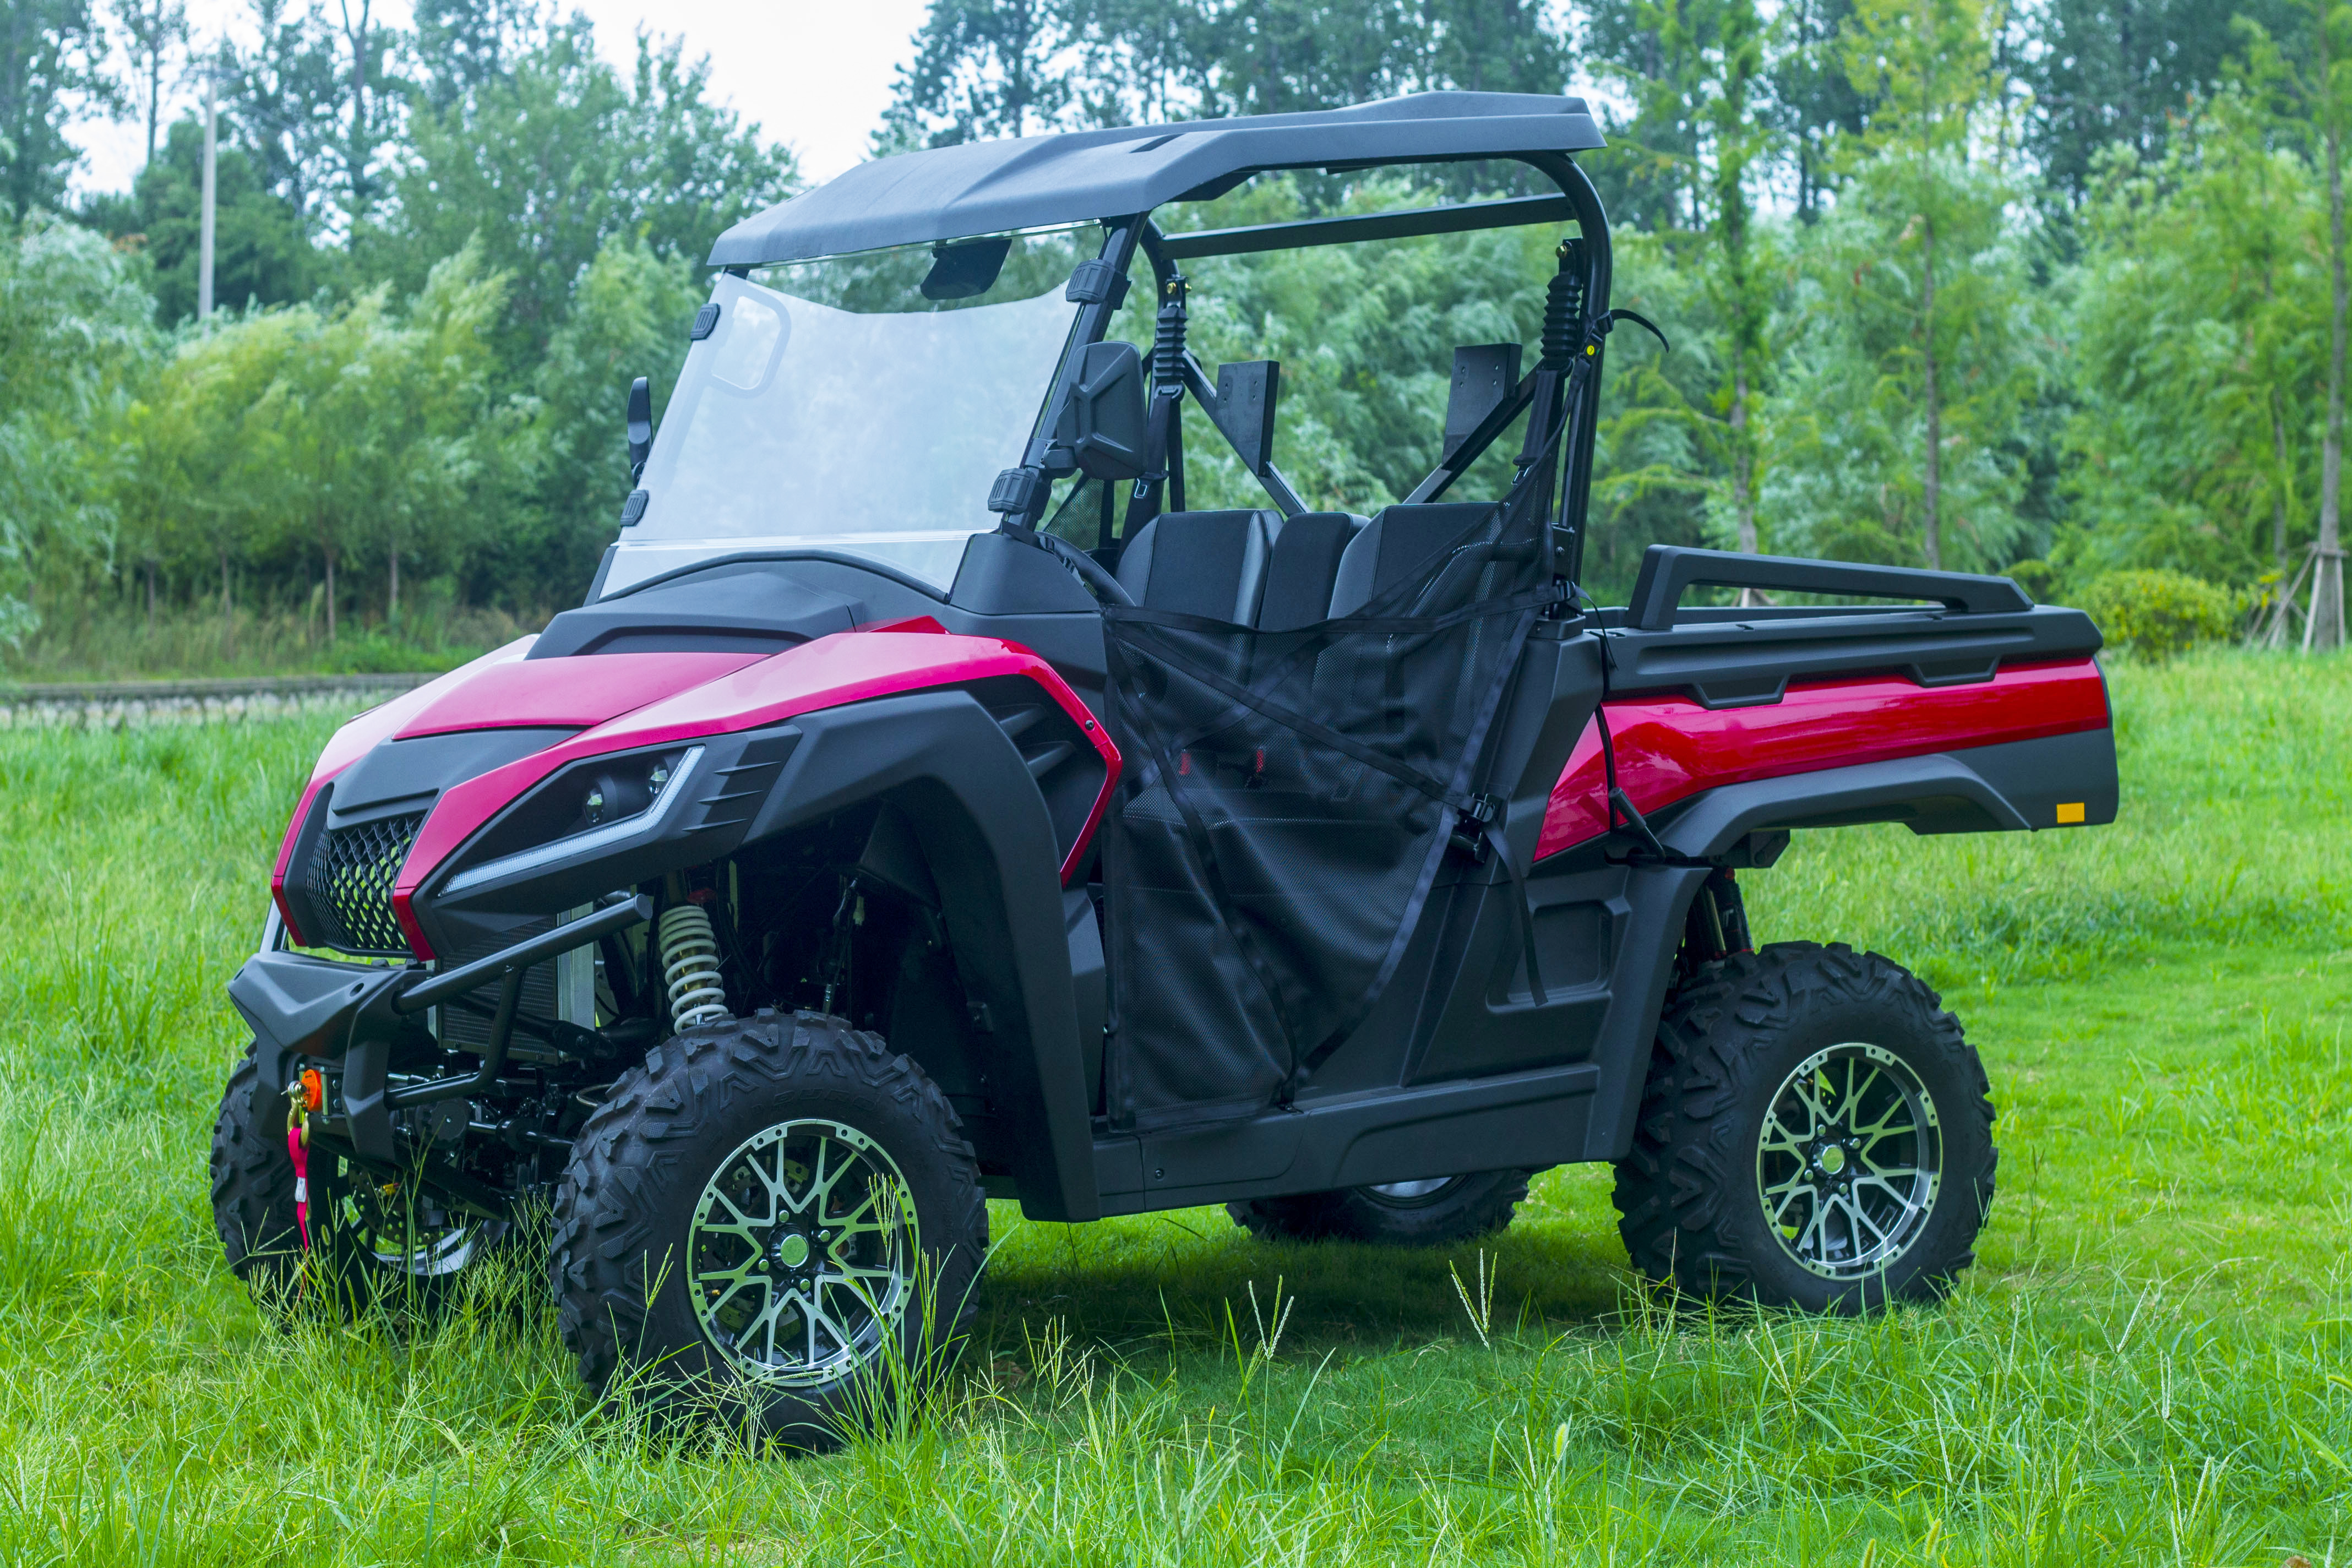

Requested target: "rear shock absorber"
[{"left": 657, "top": 902, "right": 730, "bottom": 1032}]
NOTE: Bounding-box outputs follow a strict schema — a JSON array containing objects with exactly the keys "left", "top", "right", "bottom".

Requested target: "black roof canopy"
[{"left": 707, "top": 91, "right": 1607, "bottom": 269}]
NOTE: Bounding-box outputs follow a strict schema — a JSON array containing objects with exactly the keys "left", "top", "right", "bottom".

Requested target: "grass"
[
  {"left": 0, "top": 599, "right": 535, "bottom": 683},
  {"left": 0, "top": 649, "right": 2345, "bottom": 1564}
]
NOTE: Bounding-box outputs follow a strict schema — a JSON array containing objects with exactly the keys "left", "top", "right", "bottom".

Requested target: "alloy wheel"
[
  {"left": 1364, "top": 1177, "right": 1457, "bottom": 1203},
  {"left": 1755, "top": 1042, "right": 1942, "bottom": 1280},
  {"left": 688, "top": 1119, "right": 919, "bottom": 1386},
  {"left": 338, "top": 1175, "right": 484, "bottom": 1277}
]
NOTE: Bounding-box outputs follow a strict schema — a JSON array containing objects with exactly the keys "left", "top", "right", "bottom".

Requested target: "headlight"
[{"left": 443, "top": 745, "right": 702, "bottom": 895}]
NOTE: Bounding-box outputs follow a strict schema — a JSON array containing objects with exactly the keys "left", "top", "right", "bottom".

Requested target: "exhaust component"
[{"left": 658, "top": 902, "right": 730, "bottom": 1030}]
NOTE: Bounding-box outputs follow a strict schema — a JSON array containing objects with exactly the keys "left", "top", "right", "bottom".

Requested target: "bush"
[
  {"left": 2075, "top": 569, "right": 2236, "bottom": 660},
  {"left": 2002, "top": 558, "right": 2061, "bottom": 603}
]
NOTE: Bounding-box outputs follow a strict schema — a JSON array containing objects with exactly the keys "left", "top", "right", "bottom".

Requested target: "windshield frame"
[
  {"left": 595, "top": 147, "right": 1618, "bottom": 601},
  {"left": 598, "top": 224, "right": 1139, "bottom": 600}
]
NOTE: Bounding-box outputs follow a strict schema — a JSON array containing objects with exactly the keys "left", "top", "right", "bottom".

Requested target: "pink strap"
[{"left": 286, "top": 1126, "right": 311, "bottom": 1250}]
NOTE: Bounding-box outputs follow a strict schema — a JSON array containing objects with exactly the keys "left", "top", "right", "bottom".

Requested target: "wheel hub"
[
  {"left": 1756, "top": 1042, "right": 1942, "bottom": 1281},
  {"left": 337, "top": 1174, "right": 484, "bottom": 1278},
  {"left": 688, "top": 1118, "right": 919, "bottom": 1387}
]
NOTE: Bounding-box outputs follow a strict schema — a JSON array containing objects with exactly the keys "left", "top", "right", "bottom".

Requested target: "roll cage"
[
  {"left": 962, "top": 151, "right": 1618, "bottom": 591},
  {"left": 700, "top": 92, "right": 1623, "bottom": 600}
]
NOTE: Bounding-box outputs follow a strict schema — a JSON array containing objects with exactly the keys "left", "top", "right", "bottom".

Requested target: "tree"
[
  {"left": 507, "top": 233, "right": 701, "bottom": 603},
  {"left": 888, "top": 0, "right": 1565, "bottom": 148},
  {"left": 1700, "top": 0, "right": 1770, "bottom": 555},
  {"left": 227, "top": 0, "right": 347, "bottom": 235},
  {"left": 82, "top": 111, "right": 315, "bottom": 321},
  {"left": 2061, "top": 97, "right": 2325, "bottom": 590},
  {"left": 882, "top": 0, "right": 1075, "bottom": 146},
  {"left": 411, "top": 0, "right": 538, "bottom": 111},
  {"left": 112, "top": 0, "right": 187, "bottom": 170},
  {"left": 1788, "top": 0, "right": 2039, "bottom": 571},
  {"left": 150, "top": 249, "right": 511, "bottom": 639},
  {"left": 2018, "top": 0, "right": 2297, "bottom": 209},
  {"left": 1766, "top": 0, "right": 1868, "bottom": 219},
  {"left": 224, "top": 0, "right": 396, "bottom": 237},
  {"left": 0, "top": 213, "right": 154, "bottom": 636},
  {"left": 378, "top": 18, "right": 794, "bottom": 369},
  {"left": 2238, "top": 0, "right": 2352, "bottom": 646},
  {"left": 1582, "top": 0, "right": 1711, "bottom": 230},
  {"left": 1, "top": 0, "right": 114, "bottom": 215}
]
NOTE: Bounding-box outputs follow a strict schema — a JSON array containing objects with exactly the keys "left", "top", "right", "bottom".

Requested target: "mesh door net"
[{"left": 1099, "top": 492, "right": 1559, "bottom": 1133}]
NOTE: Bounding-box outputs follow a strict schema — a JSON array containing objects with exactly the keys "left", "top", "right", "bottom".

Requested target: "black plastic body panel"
[
  {"left": 535, "top": 557, "right": 935, "bottom": 658},
  {"left": 327, "top": 727, "right": 578, "bottom": 826},
  {"left": 226, "top": 949, "right": 402, "bottom": 1093},
  {"left": 1093, "top": 1061, "right": 1600, "bottom": 1212},
  {"left": 1655, "top": 726, "right": 2121, "bottom": 858},
  {"left": 530, "top": 546, "right": 1115, "bottom": 717},
  {"left": 1599, "top": 602, "right": 2103, "bottom": 708},
  {"left": 746, "top": 691, "right": 1099, "bottom": 1219},
  {"left": 416, "top": 725, "right": 806, "bottom": 940}
]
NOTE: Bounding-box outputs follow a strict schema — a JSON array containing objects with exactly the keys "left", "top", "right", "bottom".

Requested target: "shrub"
[
  {"left": 2075, "top": 569, "right": 2236, "bottom": 660},
  {"left": 2002, "top": 558, "right": 2061, "bottom": 603}
]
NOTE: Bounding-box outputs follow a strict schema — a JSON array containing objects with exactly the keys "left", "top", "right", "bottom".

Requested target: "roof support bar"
[{"left": 1158, "top": 194, "right": 1577, "bottom": 261}]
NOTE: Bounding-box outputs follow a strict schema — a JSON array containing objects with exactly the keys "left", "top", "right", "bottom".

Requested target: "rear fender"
[
  {"left": 1556, "top": 660, "right": 2117, "bottom": 1162},
  {"left": 1539, "top": 657, "right": 2116, "bottom": 858}
]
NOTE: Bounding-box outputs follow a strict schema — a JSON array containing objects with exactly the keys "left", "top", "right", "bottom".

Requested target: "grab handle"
[{"left": 1623, "top": 546, "right": 2030, "bottom": 631}]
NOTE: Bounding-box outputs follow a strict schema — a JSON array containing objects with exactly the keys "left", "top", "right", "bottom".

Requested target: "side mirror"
[
  {"left": 1054, "top": 341, "right": 1147, "bottom": 482},
  {"left": 626, "top": 376, "right": 652, "bottom": 480}
]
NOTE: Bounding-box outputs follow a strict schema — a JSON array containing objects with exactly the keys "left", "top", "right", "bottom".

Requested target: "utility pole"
[{"left": 198, "top": 69, "right": 217, "bottom": 319}]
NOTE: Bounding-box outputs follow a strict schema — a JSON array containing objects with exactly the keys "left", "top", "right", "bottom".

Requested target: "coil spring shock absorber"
[{"left": 657, "top": 902, "right": 729, "bottom": 1031}]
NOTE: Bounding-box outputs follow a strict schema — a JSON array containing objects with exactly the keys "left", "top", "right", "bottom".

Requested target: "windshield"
[{"left": 615, "top": 235, "right": 1091, "bottom": 594}]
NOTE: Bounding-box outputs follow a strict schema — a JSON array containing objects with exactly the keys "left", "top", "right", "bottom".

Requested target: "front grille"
[{"left": 307, "top": 813, "right": 423, "bottom": 953}]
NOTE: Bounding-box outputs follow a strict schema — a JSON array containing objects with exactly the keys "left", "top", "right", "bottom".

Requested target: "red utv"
[{"left": 214, "top": 91, "right": 2115, "bottom": 1439}]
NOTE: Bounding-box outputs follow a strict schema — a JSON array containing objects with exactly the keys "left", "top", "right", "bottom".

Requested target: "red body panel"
[
  {"left": 386, "top": 630, "right": 1120, "bottom": 954},
  {"left": 393, "top": 651, "right": 765, "bottom": 738},
  {"left": 270, "top": 637, "right": 536, "bottom": 945},
  {"left": 1534, "top": 657, "right": 2111, "bottom": 861}
]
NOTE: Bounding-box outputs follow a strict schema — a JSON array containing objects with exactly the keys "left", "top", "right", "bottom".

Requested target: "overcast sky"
[{"left": 68, "top": 0, "right": 932, "bottom": 198}]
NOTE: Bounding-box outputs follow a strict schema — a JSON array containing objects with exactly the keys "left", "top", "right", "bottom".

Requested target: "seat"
[
  {"left": 1253, "top": 512, "right": 1364, "bottom": 631},
  {"left": 1326, "top": 502, "right": 1500, "bottom": 618},
  {"left": 1114, "top": 510, "right": 1277, "bottom": 623}
]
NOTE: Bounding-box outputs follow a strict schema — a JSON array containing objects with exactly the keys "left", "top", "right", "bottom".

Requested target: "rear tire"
[
  {"left": 551, "top": 1011, "right": 986, "bottom": 1447},
  {"left": 1612, "top": 941, "right": 1997, "bottom": 1312},
  {"left": 1228, "top": 1169, "right": 1533, "bottom": 1246}
]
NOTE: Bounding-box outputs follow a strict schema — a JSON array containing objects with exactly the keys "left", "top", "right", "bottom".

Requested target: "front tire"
[
  {"left": 1229, "top": 1169, "right": 1533, "bottom": 1246},
  {"left": 551, "top": 1011, "right": 985, "bottom": 1445},
  {"left": 1612, "top": 941, "right": 1996, "bottom": 1311},
  {"left": 209, "top": 1041, "right": 504, "bottom": 1319}
]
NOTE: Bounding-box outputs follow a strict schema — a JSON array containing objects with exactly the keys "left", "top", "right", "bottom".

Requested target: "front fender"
[{"left": 751, "top": 691, "right": 1099, "bottom": 1221}]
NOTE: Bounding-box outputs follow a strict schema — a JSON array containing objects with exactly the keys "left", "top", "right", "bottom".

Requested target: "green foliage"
[
  {"left": 2075, "top": 567, "right": 2241, "bottom": 657},
  {"left": 12, "top": 0, "right": 2352, "bottom": 657},
  {"left": 0, "top": 213, "right": 155, "bottom": 638},
  {"left": 508, "top": 235, "right": 705, "bottom": 603},
  {"left": 113, "top": 244, "right": 515, "bottom": 640},
  {"left": 373, "top": 18, "right": 796, "bottom": 362},
  {"left": 883, "top": 0, "right": 1569, "bottom": 150},
  {"left": 2061, "top": 97, "right": 2323, "bottom": 583},
  {"left": 0, "top": 0, "right": 112, "bottom": 216},
  {"left": 79, "top": 115, "right": 317, "bottom": 324}
]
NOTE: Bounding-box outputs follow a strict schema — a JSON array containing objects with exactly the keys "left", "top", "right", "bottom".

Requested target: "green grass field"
[{"left": 0, "top": 652, "right": 2344, "bottom": 1565}]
